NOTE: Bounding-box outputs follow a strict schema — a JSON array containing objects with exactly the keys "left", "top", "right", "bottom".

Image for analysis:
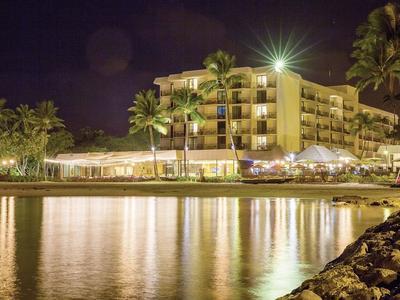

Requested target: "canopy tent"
[
  {"left": 295, "top": 145, "right": 338, "bottom": 163},
  {"left": 48, "top": 150, "right": 181, "bottom": 166},
  {"left": 331, "top": 148, "right": 359, "bottom": 161},
  {"left": 242, "top": 146, "right": 287, "bottom": 161}
]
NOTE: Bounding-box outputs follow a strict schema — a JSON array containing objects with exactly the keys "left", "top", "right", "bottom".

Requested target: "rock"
[
  {"left": 284, "top": 290, "right": 322, "bottom": 300},
  {"left": 279, "top": 210, "right": 400, "bottom": 299},
  {"left": 364, "top": 268, "right": 397, "bottom": 286}
]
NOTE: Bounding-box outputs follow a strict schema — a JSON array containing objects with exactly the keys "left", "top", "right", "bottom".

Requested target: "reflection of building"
[{"left": 154, "top": 67, "right": 397, "bottom": 156}]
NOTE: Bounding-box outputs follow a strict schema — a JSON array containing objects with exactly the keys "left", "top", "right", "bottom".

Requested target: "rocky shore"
[
  {"left": 279, "top": 210, "right": 400, "bottom": 299},
  {"left": 332, "top": 195, "right": 400, "bottom": 208}
]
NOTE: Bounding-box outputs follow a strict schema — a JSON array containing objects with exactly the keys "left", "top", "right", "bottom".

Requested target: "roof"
[
  {"left": 377, "top": 145, "right": 400, "bottom": 154},
  {"left": 50, "top": 150, "right": 181, "bottom": 166},
  {"left": 295, "top": 145, "right": 338, "bottom": 163},
  {"left": 242, "top": 146, "right": 287, "bottom": 161},
  {"left": 331, "top": 148, "right": 359, "bottom": 161}
]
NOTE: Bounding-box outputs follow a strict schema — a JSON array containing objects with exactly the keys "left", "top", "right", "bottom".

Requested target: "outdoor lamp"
[
  {"left": 151, "top": 147, "right": 155, "bottom": 152},
  {"left": 9, "top": 159, "right": 15, "bottom": 165},
  {"left": 2, "top": 160, "right": 7, "bottom": 166},
  {"left": 274, "top": 59, "right": 285, "bottom": 73}
]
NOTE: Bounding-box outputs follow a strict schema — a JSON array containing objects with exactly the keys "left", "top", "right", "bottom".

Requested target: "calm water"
[{"left": 0, "top": 196, "right": 393, "bottom": 299}]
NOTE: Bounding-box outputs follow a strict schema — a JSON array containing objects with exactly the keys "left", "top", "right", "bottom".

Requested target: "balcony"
[
  {"left": 253, "top": 128, "right": 277, "bottom": 134},
  {"left": 256, "top": 97, "right": 267, "bottom": 104},
  {"left": 302, "top": 94, "right": 315, "bottom": 101},
  {"left": 317, "top": 97, "right": 330, "bottom": 105},
  {"left": 232, "top": 128, "right": 251, "bottom": 135},
  {"left": 316, "top": 124, "right": 329, "bottom": 130},
  {"left": 231, "top": 82, "right": 251, "bottom": 89},
  {"left": 205, "top": 144, "right": 218, "bottom": 149},
  {"left": 317, "top": 110, "right": 330, "bottom": 117},
  {"left": 344, "top": 141, "right": 354, "bottom": 146},
  {"left": 231, "top": 98, "right": 251, "bottom": 104},
  {"left": 257, "top": 81, "right": 276, "bottom": 88},
  {"left": 200, "top": 129, "right": 217, "bottom": 135},
  {"left": 317, "top": 136, "right": 330, "bottom": 143},
  {"left": 257, "top": 143, "right": 277, "bottom": 150},
  {"left": 330, "top": 114, "right": 343, "bottom": 121},
  {"left": 202, "top": 99, "right": 217, "bottom": 105},
  {"left": 301, "top": 120, "right": 315, "bottom": 127},
  {"left": 230, "top": 143, "right": 248, "bottom": 150},
  {"left": 302, "top": 134, "right": 315, "bottom": 141},
  {"left": 331, "top": 127, "right": 343, "bottom": 133},
  {"left": 301, "top": 107, "right": 315, "bottom": 114}
]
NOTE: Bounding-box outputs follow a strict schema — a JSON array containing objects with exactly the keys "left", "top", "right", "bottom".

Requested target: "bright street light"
[{"left": 274, "top": 59, "right": 285, "bottom": 73}]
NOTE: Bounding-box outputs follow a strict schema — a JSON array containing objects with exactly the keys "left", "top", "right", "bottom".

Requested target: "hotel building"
[{"left": 154, "top": 67, "right": 397, "bottom": 157}]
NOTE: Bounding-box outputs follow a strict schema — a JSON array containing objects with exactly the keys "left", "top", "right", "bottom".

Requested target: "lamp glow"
[{"left": 274, "top": 59, "right": 285, "bottom": 73}]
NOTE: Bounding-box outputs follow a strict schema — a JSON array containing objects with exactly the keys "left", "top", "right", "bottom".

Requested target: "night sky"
[{"left": 0, "top": 0, "right": 390, "bottom": 135}]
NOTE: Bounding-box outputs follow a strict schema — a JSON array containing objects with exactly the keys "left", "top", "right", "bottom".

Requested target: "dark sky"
[{"left": 0, "top": 0, "right": 390, "bottom": 135}]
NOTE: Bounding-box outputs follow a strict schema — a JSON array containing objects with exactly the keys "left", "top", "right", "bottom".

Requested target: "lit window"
[
  {"left": 256, "top": 105, "right": 267, "bottom": 118},
  {"left": 257, "top": 136, "right": 267, "bottom": 148},
  {"left": 187, "top": 78, "right": 198, "bottom": 90},
  {"left": 257, "top": 75, "right": 267, "bottom": 88},
  {"left": 190, "top": 123, "right": 198, "bottom": 133}
]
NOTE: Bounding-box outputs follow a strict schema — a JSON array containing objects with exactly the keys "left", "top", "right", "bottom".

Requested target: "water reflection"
[{"left": 0, "top": 196, "right": 393, "bottom": 299}]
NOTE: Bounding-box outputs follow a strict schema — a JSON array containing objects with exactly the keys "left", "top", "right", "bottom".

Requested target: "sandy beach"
[{"left": 0, "top": 182, "right": 399, "bottom": 199}]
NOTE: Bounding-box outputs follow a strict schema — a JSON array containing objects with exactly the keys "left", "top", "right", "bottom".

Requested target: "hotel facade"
[{"left": 155, "top": 67, "right": 397, "bottom": 157}]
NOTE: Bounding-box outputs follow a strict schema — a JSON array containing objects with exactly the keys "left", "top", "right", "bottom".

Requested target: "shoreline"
[{"left": 0, "top": 182, "right": 399, "bottom": 198}]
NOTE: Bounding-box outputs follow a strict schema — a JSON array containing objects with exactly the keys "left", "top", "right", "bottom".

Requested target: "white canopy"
[
  {"left": 49, "top": 150, "right": 181, "bottom": 166},
  {"left": 331, "top": 148, "right": 359, "bottom": 161},
  {"left": 295, "top": 145, "right": 338, "bottom": 163}
]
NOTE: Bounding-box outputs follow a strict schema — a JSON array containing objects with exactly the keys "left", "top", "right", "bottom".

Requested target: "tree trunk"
[
  {"left": 184, "top": 114, "right": 188, "bottom": 177},
  {"left": 360, "top": 131, "right": 366, "bottom": 159},
  {"left": 149, "top": 126, "right": 160, "bottom": 180},
  {"left": 224, "top": 87, "right": 241, "bottom": 175},
  {"left": 43, "top": 129, "right": 47, "bottom": 181}
]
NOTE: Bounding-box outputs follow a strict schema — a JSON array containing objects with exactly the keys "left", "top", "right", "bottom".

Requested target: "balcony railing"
[
  {"left": 174, "top": 131, "right": 185, "bottom": 137},
  {"left": 344, "top": 141, "right": 354, "bottom": 146},
  {"left": 257, "top": 143, "right": 277, "bottom": 150},
  {"left": 231, "top": 82, "right": 251, "bottom": 89},
  {"left": 301, "top": 107, "right": 315, "bottom": 114},
  {"left": 253, "top": 128, "right": 277, "bottom": 134},
  {"left": 302, "top": 134, "right": 315, "bottom": 141},
  {"left": 257, "top": 81, "right": 276, "bottom": 88},
  {"left": 200, "top": 129, "right": 217, "bottom": 135},
  {"left": 231, "top": 128, "right": 251, "bottom": 135},
  {"left": 316, "top": 123, "right": 329, "bottom": 130},
  {"left": 317, "top": 136, "right": 330, "bottom": 143},
  {"left": 301, "top": 121, "right": 315, "bottom": 127},
  {"left": 206, "top": 115, "right": 218, "bottom": 120},
  {"left": 231, "top": 98, "right": 251, "bottom": 104},
  {"left": 317, "top": 110, "right": 330, "bottom": 117},
  {"left": 302, "top": 94, "right": 315, "bottom": 101},
  {"left": 331, "top": 127, "right": 343, "bottom": 133},
  {"left": 317, "top": 97, "right": 330, "bottom": 105}
]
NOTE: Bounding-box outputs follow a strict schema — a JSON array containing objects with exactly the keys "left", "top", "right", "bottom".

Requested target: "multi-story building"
[{"left": 154, "top": 67, "right": 396, "bottom": 157}]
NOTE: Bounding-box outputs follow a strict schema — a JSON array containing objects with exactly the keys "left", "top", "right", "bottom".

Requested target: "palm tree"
[
  {"left": 128, "top": 90, "right": 170, "bottom": 180},
  {"left": 14, "top": 104, "right": 37, "bottom": 134},
  {"left": 34, "top": 101, "right": 65, "bottom": 180},
  {"left": 347, "top": 2, "right": 400, "bottom": 125},
  {"left": 0, "top": 99, "right": 15, "bottom": 134},
  {"left": 350, "top": 112, "right": 382, "bottom": 158},
  {"left": 199, "top": 50, "right": 246, "bottom": 172},
  {"left": 171, "top": 88, "right": 205, "bottom": 177}
]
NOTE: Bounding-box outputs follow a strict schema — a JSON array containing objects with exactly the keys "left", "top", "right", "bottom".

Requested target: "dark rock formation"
[
  {"left": 332, "top": 195, "right": 400, "bottom": 208},
  {"left": 279, "top": 211, "right": 400, "bottom": 299}
]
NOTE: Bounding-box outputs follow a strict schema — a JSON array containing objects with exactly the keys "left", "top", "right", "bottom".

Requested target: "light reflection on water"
[{"left": 0, "top": 196, "right": 393, "bottom": 299}]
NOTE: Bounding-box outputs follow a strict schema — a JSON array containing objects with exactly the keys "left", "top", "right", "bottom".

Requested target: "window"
[
  {"left": 190, "top": 123, "right": 198, "bottom": 133},
  {"left": 217, "top": 106, "right": 226, "bottom": 119},
  {"left": 257, "top": 90, "right": 267, "bottom": 103},
  {"left": 257, "top": 136, "right": 267, "bottom": 149},
  {"left": 257, "top": 121, "right": 267, "bottom": 133},
  {"left": 217, "top": 91, "right": 226, "bottom": 103},
  {"left": 217, "top": 136, "right": 226, "bottom": 148},
  {"left": 187, "top": 78, "right": 198, "bottom": 89},
  {"left": 257, "top": 75, "right": 267, "bottom": 88},
  {"left": 232, "top": 106, "right": 241, "bottom": 119},
  {"left": 217, "top": 121, "right": 226, "bottom": 134},
  {"left": 256, "top": 105, "right": 267, "bottom": 118},
  {"left": 232, "top": 121, "right": 241, "bottom": 134},
  {"left": 232, "top": 91, "right": 240, "bottom": 103}
]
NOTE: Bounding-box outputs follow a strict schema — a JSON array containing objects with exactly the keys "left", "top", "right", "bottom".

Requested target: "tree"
[
  {"left": 128, "top": 90, "right": 170, "bottom": 180},
  {"left": 350, "top": 112, "right": 383, "bottom": 158},
  {"left": 0, "top": 99, "right": 15, "bottom": 134},
  {"left": 171, "top": 87, "right": 205, "bottom": 177},
  {"left": 47, "top": 130, "right": 74, "bottom": 157},
  {"left": 199, "top": 50, "right": 246, "bottom": 173},
  {"left": 347, "top": 2, "right": 400, "bottom": 125},
  {"left": 34, "top": 101, "right": 64, "bottom": 180}
]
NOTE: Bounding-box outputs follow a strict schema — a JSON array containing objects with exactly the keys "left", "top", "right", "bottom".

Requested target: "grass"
[{"left": 0, "top": 181, "right": 398, "bottom": 199}]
